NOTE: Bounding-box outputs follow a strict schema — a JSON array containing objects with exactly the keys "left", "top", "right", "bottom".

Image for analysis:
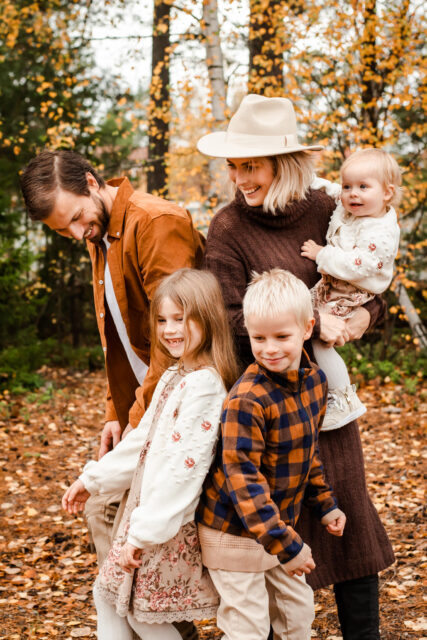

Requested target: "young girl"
[
  {"left": 62, "top": 268, "right": 238, "bottom": 640},
  {"left": 302, "top": 148, "right": 401, "bottom": 429}
]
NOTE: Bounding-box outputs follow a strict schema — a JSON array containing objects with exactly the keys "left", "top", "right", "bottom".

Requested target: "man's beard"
[{"left": 88, "top": 194, "right": 110, "bottom": 244}]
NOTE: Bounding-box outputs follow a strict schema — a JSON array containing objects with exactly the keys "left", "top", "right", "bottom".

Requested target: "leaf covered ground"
[{"left": 0, "top": 369, "right": 425, "bottom": 639}]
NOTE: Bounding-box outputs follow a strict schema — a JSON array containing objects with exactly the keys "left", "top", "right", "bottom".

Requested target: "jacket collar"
[{"left": 106, "top": 177, "right": 135, "bottom": 240}]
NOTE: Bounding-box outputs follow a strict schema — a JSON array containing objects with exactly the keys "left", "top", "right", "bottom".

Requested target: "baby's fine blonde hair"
[
  {"left": 341, "top": 148, "right": 403, "bottom": 207},
  {"left": 243, "top": 268, "right": 313, "bottom": 329}
]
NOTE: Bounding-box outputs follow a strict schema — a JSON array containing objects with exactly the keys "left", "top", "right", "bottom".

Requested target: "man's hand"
[
  {"left": 119, "top": 542, "right": 142, "bottom": 573},
  {"left": 326, "top": 514, "right": 346, "bottom": 537},
  {"left": 319, "top": 313, "right": 350, "bottom": 348},
  {"left": 62, "top": 479, "right": 90, "bottom": 515},
  {"left": 121, "top": 424, "right": 133, "bottom": 441},
  {"left": 301, "top": 239, "right": 323, "bottom": 261},
  {"left": 345, "top": 307, "right": 370, "bottom": 341},
  {"left": 98, "top": 420, "right": 122, "bottom": 459}
]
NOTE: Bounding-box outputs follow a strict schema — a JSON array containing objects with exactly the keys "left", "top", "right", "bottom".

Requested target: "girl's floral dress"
[{"left": 95, "top": 370, "right": 219, "bottom": 623}]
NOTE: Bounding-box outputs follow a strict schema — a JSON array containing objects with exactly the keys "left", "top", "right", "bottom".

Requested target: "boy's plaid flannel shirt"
[{"left": 197, "top": 359, "right": 338, "bottom": 564}]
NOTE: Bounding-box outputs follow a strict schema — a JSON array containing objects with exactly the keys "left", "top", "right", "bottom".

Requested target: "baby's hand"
[
  {"left": 62, "top": 479, "right": 90, "bottom": 515},
  {"left": 326, "top": 514, "right": 346, "bottom": 537},
  {"left": 119, "top": 542, "right": 143, "bottom": 573},
  {"left": 301, "top": 239, "right": 323, "bottom": 260}
]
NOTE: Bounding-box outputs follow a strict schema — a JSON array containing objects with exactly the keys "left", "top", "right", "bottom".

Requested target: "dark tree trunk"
[
  {"left": 147, "top": 0, "right": 171, "bottom": 196},
  {"left": 248, "top": 0, "right": 285, "bottom": 96}
]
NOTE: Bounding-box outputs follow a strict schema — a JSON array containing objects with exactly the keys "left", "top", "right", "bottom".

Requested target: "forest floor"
[{"left": 0, "top": 368, "right": 425, "bottom": 639}]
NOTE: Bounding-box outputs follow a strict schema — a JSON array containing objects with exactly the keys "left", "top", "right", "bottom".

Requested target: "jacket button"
[
  {"left": 100, "top": 312, "right": 104, "bottom": 318},
  {"left": 99, "top": 279, "right": 104, "bottom": 285}
]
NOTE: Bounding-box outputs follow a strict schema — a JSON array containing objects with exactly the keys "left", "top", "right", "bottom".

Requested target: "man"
[{"left": 20, "top": 149, "right": 204, "bottom": 640}]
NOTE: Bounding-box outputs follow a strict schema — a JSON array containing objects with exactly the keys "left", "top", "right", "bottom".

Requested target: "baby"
[{"left": 302, "top": 148, "right": 401, "bottom": 429}]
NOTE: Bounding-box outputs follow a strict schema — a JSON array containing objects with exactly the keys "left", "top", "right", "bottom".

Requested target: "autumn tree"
[
  {"left": 0, "top": 0, "right": 103, "bottom": 352},
  {"left": 147, "top": 0, "right": 172, "bottom": 195}
]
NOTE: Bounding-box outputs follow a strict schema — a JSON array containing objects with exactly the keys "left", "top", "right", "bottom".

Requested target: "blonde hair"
[
  {"left": 243, "top": 268, "right": 313, "bottom": 329},
  {"left": 263, "top": 151, "right": 315, "bottom": 213},
  {"left": 341, "top": 148, "right": 402, "bottom": 207},
  {"left": 150, "top": 268, "right": 239, "bottom": 391}
]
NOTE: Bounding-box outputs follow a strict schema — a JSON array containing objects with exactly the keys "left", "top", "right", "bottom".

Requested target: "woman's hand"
[
  {"left": 62, "top": 480, "right": 90, "bottom": 515},
  {"left": 319, "top": 313, "right": 350, "bottom": 347},
  {"left": 119, "top": 542, "right": 143, "bottom": 573},
  {"left": 301, "top": 239, "right": 323, "bottom": 261},
  {"left": 345, "top": 307, "right": 371, "bottom": 341}
]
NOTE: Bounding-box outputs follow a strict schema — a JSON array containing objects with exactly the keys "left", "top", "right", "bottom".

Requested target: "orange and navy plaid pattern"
[{"left": 197, "top": 360, "right": 337, "bottom": 564}]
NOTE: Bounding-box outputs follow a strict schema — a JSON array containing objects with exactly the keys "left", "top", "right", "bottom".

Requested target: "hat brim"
[{"left": 197, "top": 132, "right": 323, "bottom": 158}]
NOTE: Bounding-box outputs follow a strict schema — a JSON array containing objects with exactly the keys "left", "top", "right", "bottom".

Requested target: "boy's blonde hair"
[
  {"left": 150, "top": 268, "right": 239, "bottom": 391},
  {"left": 243, "top": 268, "right": 313, "bottom": 328},
  {"left": 263, "top": 151, "right": 315, "bottom": 213},
  {"left": 341, "top": 148, "right": 402, "bottom": 207}
]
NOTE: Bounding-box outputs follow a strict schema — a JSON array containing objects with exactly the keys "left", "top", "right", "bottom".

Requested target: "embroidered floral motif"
[
  {"left": 171, "top": 431, "right": 181, "bottom": 442},
  {"left": 173, "top": 408, "right": 179, "bottom": 420},
  {"left": 201, "top": 420, "right": 212, "bottom": 431},
  {"left": 180, "top": 381, "right": 186, "bottom": 389},
  {"left": 184, "top": 457, "right": 195, "bottom": 469},
  {"left": 377, "top": 261, "right": 383, "bottom": 269},
  {"left": 354, "top": 257, "right": 362, "bottom": 266},
  {"left": 369, "top": 243, "right": 376, "bottom": 251}
]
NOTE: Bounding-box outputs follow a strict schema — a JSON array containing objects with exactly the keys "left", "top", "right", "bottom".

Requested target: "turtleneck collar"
[{"left": 233, "top": 187, "right": 318, "bottom": 229}]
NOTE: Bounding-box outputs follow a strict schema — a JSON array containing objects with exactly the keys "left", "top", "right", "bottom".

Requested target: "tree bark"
[
  {"left": 397, "top": 284, "right": 427, "bottom": 349},
  {"left": 202, "top": 0, "right": 227, "bottom": 206},
  {"left": 248, "top": 0, "right": 285, "bottom": 96},
  {"left": 147, "top": 0, "right": 171, "bottom": 195}
]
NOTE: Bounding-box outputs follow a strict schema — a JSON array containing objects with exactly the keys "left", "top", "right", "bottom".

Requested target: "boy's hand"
[
  {"left": 301, "top": 239, "right": 323, "bottom": 261},
  {"left": 62, "top": 479, "right": 90, "bottom": 515},
  {"left": 119, "top": 542, "right": 143, "bottom": 573},
  {"left": 326, "top": 514, "right": 346, "bottom": 537},
  {"left": 287, "top": 553, "right": 316, "bottom": 577}
]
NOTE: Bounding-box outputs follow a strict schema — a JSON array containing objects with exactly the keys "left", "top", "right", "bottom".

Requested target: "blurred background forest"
[{"left": 0, "top": 0, "right": 425, "bottom": 398}]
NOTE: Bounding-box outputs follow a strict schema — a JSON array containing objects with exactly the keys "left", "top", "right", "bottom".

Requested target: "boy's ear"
[
  {"left": 384, "top": 184, "right": 395, "bottom": 203},
  {"left": 303, "top": 317, "right": 315, "bottom": 341}
]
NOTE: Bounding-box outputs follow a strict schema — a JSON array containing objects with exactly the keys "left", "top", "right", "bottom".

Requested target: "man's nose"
[{"left": 68, "top": 222, "right": 85, "bottom": 241}]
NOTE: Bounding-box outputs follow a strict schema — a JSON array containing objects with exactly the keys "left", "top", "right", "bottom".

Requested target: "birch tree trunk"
[
  {"left": 202, "top": 0, "right": 227, "bottom": 207},
  {"left": 397, "top": 284, "right": 427, "bottom": 349}
]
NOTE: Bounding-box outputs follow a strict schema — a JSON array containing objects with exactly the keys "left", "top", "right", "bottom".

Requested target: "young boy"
[{"left": 197, "top": 268, "right": 346, "bottom": 640}]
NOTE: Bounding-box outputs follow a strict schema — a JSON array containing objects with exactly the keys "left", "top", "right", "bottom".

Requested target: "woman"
[{"left": 197, "top": 94, "right": 394, "bottom": 640}]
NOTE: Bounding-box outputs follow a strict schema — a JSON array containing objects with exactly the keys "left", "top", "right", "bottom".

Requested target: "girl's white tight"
[
  {"left": 93, "top": 585, "right": 181, "bottom": 640},
  {"left": 312, "top": 340, "right": 351, "bottom": 391}
]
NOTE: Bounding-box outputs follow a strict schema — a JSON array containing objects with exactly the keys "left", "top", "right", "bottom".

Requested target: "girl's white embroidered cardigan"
[
  {"left": 311, "top": 177, "right": 400, "bottom": 294},
  {"left": 80, "top": 367, "right": 226, "bottom": 549}
]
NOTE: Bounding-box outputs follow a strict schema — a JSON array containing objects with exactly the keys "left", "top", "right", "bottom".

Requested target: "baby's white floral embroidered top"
[
  {"left": 80, "top": 366, "right": 226, "bottom": 548},
  {"left": 312, "top": 176, "right": 400, "bottom": 294}
]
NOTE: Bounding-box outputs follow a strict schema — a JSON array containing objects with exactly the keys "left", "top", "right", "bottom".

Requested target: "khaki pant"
[
  {"left": 208, "top": 566, "right": 314, "bottom": 640},
  {"left": 85, "top": 493, "right": 199, "bottom": 640}
]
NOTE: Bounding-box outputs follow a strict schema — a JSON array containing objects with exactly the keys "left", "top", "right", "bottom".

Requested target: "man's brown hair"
[{"left": 20, "top": 149, "right": 106, "bottom": 221}]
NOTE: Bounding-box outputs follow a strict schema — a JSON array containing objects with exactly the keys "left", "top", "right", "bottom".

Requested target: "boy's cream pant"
[{"left": 208, "top": 566, "right": 314, "bottom": 640}]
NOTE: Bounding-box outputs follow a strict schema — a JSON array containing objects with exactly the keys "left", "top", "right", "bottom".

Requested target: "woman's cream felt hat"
[{"left": 197, "top": 94, "right": 323, "bottom": 158}]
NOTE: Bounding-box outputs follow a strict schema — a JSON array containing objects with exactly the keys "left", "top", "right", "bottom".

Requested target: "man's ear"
[
  {"left": 303, "top": 317, "right": 315, "bottom": 341},
  {"left": 86, "top": 172, "right": 99, "bottom": 190}
]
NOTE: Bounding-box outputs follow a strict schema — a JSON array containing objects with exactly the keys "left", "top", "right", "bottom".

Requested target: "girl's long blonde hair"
[{"left": 150, "top": 268, "right": 239, "bottom": 391}]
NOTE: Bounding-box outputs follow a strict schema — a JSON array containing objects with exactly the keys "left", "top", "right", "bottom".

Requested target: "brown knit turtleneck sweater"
[{"left": 204, "top": 188, "right": 384, "bottom": 367}]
